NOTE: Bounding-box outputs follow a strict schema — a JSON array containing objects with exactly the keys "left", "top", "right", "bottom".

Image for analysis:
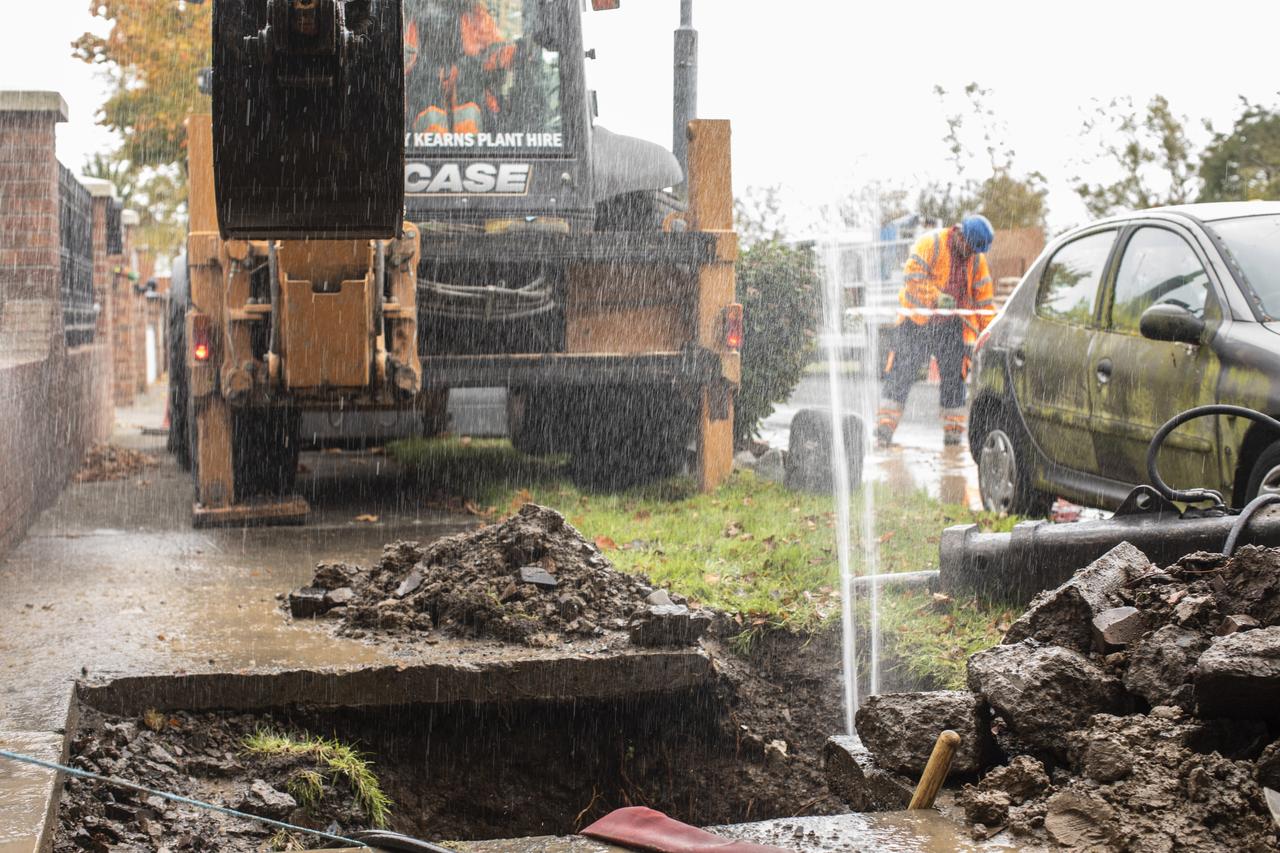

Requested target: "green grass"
[
  {"left": 242, "top": 731, "right": 392, "bottom": 827},
  {"left": 389, "top": 437, "right": 1020, "bottom": 687}
]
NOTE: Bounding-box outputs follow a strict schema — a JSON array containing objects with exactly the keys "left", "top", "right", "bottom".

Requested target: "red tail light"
[
  {"left": 591, "top": 0, "right": 621, "bottom": 9},
  {"left": 723, "top": 303, "right": 743, "bottom": 351},
  {"left": 191, "top": 315, "right": 211, "bottom": 363}
]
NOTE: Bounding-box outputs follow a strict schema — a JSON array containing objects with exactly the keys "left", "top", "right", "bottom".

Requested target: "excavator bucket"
[{"left": 212, "top": 0, "right": 404, "bottom": 240}]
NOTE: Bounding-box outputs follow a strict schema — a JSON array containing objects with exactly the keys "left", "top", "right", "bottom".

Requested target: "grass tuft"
[
  {"left": 285, "top": 768, "right": 325, "bottom": 812},
  {"left": 243, "top": 730, "right": 392, "bottom": 828}
]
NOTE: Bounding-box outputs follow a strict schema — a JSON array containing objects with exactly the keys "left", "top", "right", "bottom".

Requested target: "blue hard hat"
[{"left": 961, "top": 215, "right": 994, "bottom": 254}]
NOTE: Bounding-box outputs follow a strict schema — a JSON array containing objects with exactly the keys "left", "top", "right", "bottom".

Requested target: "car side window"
[
  {"left": 1110, "top": 227, "right": 1212, "bottom": 332},
  {"left": 1036, "top": 230, "right": 1116, "bottom": 325}
]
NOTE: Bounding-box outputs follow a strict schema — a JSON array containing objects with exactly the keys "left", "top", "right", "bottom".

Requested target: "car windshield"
[
  {"left": 1206, "top": 214, "right": 1280, "bottom": 319},
  {"left": 403, "top": 0, "right": 563, "bottom": 151}
]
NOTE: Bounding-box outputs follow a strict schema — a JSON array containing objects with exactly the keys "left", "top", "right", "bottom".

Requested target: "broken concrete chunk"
[
  {"left": 1173, "top": 593, "right": 1218, "bottom": 628},
  {"left": 1092, "top": 606, "right": 1148, "bottom": 650},
  {"left": 822, "top": 735, "right": 914, "bottom": 812},
  {"left": 645, "top": 588, "right": 673, "bottom": 607},
  {"left": 395, "top": 567, "right": 424, "bottom": 598},
  {"left": 235, "top": 779, "right": 296, "bottom": 820},
  {"left": 1124, "top": 625, "right": 1205, "bottom": 709},
  {"left": 1218, "top": 614, "right": 1261, "bottom": 636},
  {"left": 323, "top": 586, "right": 355, "bottom": 608},
  {"left": 1003, "top": 541, "right": 1152, "bottom": 652},
  {"left": 517, "top": 565, "right": 558, "bottom": 590},
  {"left": 627, "top": 604, "right": 711, "bottom": 647},
  {"left": 854, "top": 690, "right": 993, "bottom": 776},
  {"left": 1196, "top": 625, "right": 1280, "bottom": 720},
  {"left": 287, "top": 587, "right": 329, "bottom": 618},
  {"left": 967, "top": 641, "right": 1125, "bottom": 758}
]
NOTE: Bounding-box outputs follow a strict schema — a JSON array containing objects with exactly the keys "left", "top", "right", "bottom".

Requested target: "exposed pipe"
[{"left": 672, "top": 0, "right": 697, "bottom": 190}]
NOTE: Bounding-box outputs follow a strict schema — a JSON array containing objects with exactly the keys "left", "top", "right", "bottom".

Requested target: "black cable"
[
  {"left": 1147, "top": 405, "right": 1280, "bottom": 508},
  {"left": 1223, "top": 492, "right": 1280, "bottom": 556}
]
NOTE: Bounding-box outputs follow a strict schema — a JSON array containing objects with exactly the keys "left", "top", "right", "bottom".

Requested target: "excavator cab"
[{"left": 211, "top": 0, "right": 405, "bottom": 239}]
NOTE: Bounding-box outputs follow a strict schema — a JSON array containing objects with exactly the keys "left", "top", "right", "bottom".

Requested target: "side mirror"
[{"left": 1139, "top": 302, "right": 1204, "bottom": 345}]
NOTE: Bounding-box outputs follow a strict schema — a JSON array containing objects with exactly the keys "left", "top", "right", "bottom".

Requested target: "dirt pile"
[
  {"left": 73, "top": 444, "right": 158, "bottom": 482},
  {"left": 851, "top": 542, "right": 1280, "bottom": 850},
  {"left": 288, "top": 503, "right": 712, "bottom": 647}
]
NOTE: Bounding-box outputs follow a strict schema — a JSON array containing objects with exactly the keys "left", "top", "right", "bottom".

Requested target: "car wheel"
[
  {"left": 1245, "top": 440, "right": 1280, "bottom": 502},
  {"left": 975, "top": 415, "right": 1053, "bottom": 517}
]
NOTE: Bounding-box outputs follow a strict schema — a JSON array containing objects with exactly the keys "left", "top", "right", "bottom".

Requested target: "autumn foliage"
[{"left": 74, "top": 0, "right": 211, "bottom": 168}]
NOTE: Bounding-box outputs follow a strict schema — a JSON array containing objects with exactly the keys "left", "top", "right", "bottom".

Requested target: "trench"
[{"left": 56, "top": 666, "right": 831, "bottom": 851}]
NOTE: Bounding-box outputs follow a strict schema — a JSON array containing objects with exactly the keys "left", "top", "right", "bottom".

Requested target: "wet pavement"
[{"left": 762, "top": 371, "right": 981, "bottom": 509}]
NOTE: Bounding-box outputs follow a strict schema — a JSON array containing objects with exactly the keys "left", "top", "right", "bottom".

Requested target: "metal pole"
[{"left": 673, "top": 0, "right": 697, "bottom": 191}]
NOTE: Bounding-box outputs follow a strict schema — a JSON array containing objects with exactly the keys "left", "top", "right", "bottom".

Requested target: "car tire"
[
  {"left": 1245, "top": 439, "right": 1280, "bottom": 502},
  {"left": 974, "top": 409, "right": 1053, "bottom": 517}
]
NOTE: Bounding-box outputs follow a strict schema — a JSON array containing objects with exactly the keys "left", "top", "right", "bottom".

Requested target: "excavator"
[{"left": 172, "top": 0, "right": 740, "bottom": 524}]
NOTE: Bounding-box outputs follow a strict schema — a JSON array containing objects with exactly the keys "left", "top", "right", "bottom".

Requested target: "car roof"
[{"left": 1095, "top": 200, "right": 1280, "bottom": 225}]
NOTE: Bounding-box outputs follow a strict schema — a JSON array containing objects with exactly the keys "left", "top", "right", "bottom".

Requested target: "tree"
[
  {"left": 1198, "top": 99, "right": 1280, "bottom": 202},
  {"left": 733, "top": 241, "right": 822, "bottom": 447},
  {"left": 74, "top": 1, "right": 207, "bottom": 259},
  {"left": 74, "top": 0, "right": 211, "bottom": 169},
  {"left": 928, "top": 83, "right": 1047, "bottom": 229},
  {"left": 734, "top": 185, "right": 790, "bottom": 247},
  {"left": 1073, "top": 95, "right": 1196, "bottom": 217}
]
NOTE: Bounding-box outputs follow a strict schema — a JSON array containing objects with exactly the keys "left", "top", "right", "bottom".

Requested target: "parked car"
[{"left": 968, "top": 202, "right": 1280, "bottom": 515}]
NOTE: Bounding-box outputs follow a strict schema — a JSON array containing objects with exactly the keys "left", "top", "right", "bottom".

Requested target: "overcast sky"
[{"left": 4, "top": 0, "right": 1278, "bottom": 235}]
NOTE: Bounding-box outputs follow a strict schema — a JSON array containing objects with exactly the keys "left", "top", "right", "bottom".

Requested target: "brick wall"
[{"left": 0, "top": 92, "right": 114, "bottom": 555}]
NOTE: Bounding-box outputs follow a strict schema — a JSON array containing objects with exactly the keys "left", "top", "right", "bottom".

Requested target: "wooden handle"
[{"left": 908, "top": 729, "right": 961, "bottom": 810}]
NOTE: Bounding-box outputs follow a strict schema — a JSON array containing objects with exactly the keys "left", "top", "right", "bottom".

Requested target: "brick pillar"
[
  {"left": 0, "top": 91, "right": 66, "bottom": 363},
  {"left": 0, "top": 92, "right": 67, "bottom": 554}
]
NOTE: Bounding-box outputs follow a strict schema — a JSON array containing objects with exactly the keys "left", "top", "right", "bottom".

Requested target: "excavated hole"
[{"left": 57, "top": 686, "right": 813, "bottom": 850}]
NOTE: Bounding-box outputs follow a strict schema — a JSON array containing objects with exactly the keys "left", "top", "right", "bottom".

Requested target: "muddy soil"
[
  {"left": 74, "top": 444, "right": 159, "bottom": 483},
  {"left": 952, "top": 545, "right": 1280, "bottom": 851},
  {"left": 291, "top": 504, "right": 686, "bottom": 647}
]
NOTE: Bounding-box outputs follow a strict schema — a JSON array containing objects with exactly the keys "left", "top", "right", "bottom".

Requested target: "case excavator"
[{"left": 174, "top": 0, "right": 740, "bottom": 524}]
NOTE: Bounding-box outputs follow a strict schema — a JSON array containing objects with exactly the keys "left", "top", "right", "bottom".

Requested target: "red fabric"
[{"left": 581, "top": 807, "right": 795, "bottom": 853}]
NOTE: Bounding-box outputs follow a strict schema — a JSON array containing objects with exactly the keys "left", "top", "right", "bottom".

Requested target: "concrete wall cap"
[
  {"left": 77, "top": 177, "right": 118, "bottom": 200},
  {"left": 121, "top": 209, "right": 140, "bottom": 227},
  {"left": 0, "top": 90, "right": 69, "bottom": 121}
]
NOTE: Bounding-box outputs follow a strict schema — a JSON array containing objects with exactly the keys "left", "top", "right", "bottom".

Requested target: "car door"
[
  {"left": 1088, "top": 224, "right": 1222, "bottom": 488},
  {"left": 1010, "top": 228, "right": 1118, "bottom": 473}
]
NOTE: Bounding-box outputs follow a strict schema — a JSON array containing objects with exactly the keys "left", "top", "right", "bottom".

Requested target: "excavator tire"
[{"left": 211, "top": 0, "right": 404, "bottom": 239}]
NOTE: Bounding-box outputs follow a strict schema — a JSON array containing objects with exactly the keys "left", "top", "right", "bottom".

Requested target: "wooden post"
[
  {"left": 908, "top": 730, "right": 961, "bottom": 810},
  {"left": 686, "top": 119, "right": 737, "bottom": 493}
]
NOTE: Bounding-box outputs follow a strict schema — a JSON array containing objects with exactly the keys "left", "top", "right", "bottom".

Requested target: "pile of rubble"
[
  {"left": 55, "top": 708, "right": 370, "bottom": 852},
  {"left": 288, "top": 504, "right": 713, "bottom": 647},
  {"left": 73, "top": 444, "right": 158, "bottom": 482},
  {"left": 832, "top": 542, "right": 1280, "bottom": 850}
]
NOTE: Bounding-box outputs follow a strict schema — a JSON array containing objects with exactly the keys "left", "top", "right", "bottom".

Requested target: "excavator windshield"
[{"left": 404, "top": 0, "right": 565, "bottom": 151}]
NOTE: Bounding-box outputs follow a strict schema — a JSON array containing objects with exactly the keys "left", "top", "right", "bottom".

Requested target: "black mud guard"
[{"left": 212, "top": 0, "right": 404, "bottom": 239}]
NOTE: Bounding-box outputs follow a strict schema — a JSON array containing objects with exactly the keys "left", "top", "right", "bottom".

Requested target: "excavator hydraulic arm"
[{"left": 211, "top": 0, "right": 404, "bottom": 240}]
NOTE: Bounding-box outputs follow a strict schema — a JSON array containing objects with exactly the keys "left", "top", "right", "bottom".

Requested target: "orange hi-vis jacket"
[
  {"left": 899, "top": 228, "right": 995, "bottom": 345},
  {"left": 405, "top": 3, "right": 517, "bottom": 135}
]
